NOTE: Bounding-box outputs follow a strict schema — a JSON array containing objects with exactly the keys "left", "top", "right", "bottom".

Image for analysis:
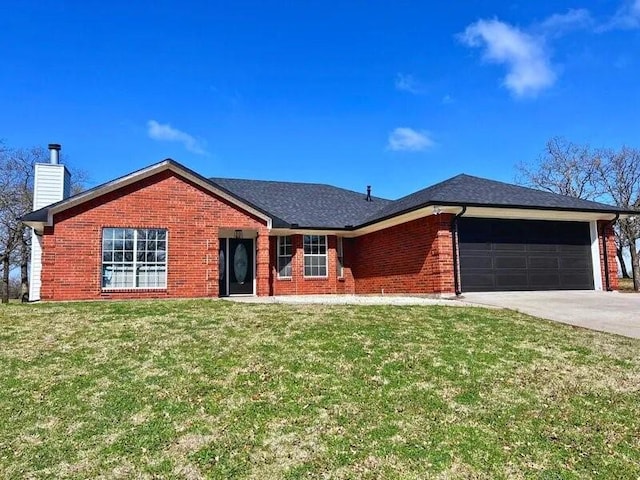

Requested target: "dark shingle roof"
[
  {"left": 210, "top": 178, "right": 391, "bottom": 228},
  {"left": 363, "top": 174, "right": 629, "bottom": 224},
  {"left": 22, "top": 159, "right": 630, "bottom": 230}
]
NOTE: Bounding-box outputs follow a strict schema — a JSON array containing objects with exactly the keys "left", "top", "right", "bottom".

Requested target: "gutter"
[
  {"left": 451, "top": 206, "right": 467, "bottom": 296},
  {"left": 601, "top": 213, "right": 619, "bottom": 292}
]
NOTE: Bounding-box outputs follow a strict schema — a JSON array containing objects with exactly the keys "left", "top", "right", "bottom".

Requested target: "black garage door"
[{"left": 458, "top": 218, "right": 594, "bottom": 292}]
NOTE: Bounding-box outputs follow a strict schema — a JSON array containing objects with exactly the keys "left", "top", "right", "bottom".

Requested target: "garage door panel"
[
  {"left": 463, "top": 274, "right": 495, "bottom": 289},
  {"left": 462, "top": 256, "right": 493, "bottom": 269},
  {"left": 529, "top": 273, "right": 561, "bottom": 286},
  {"left": 528, "top": 257, "right": 560, "bottom": 269},
  {"left": 462, "top": 243, "right": 493, "bottom": 253},
  {"left": 528, "top": 244, "right": 559, "bottom": 253},
  {"left": 495, "top": 273, "right": 528, "bottom": 288},
  {"left": 493, "top": 243, "right": 527, "bottom": 252},
  {"left": 558, "top": 244, "right": 590, "bottom": 254},
  {"left": 559, "top": 256, "right": 591, "bottom": 269},
  {"left": 459, "top": 218, "right": 593, "bottom": 292},
  {"left": 494, "top": 256, "right": 527, "bottom": 269}
]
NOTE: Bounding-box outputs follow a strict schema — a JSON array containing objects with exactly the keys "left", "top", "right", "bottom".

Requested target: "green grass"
[{"left": 1, "top": 300, "right": 639, "bottom": 479}]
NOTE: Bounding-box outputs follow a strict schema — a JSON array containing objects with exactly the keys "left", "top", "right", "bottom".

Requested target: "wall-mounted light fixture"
[
  {"left": 432, "top": 206, "right": 442, "bottom": 215},
  {"left": 234, "top": 229, "right": 243, "bottom": 239}
]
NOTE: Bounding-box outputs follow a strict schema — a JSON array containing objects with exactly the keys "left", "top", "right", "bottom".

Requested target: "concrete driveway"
[{"left": 461, "top": 291, "right": 640, "bottom": 339}]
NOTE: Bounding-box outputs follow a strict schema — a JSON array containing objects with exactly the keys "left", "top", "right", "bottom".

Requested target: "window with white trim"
[
  {"left": 337, "top": 236, "right": 344, "bottom": 278},
  {"left": 277, "top": 235, "right": 292, "bottom": 278},
  {"left": 102, "top": 228, "right": 167, "bottom": 289},
  {"left": 303, "top": 235, "right": 327, "bottom": 277}
]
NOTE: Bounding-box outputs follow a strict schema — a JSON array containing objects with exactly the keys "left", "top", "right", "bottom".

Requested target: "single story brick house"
[{"left": 22, "top": 145, "right": 632, "bottom": 301}]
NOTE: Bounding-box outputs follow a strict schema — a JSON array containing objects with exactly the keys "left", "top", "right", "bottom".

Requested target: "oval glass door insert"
[
  {"left": 234, "top": 244, "right": 248, "bottom": 284},
  {"left": 219, "top": 249, "right": 225, "bottom": 280}
]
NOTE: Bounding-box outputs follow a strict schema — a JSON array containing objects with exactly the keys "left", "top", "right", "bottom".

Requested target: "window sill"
[
  {"left": 276, "top": 277, "right": 293, "bottom": 281},
  {"left": 101, "top": 288, "right": 167, "bottom": 293},
  {"left": 303, "top": 276, "right": 329, "bottom": 281},
  {"left": 338, "top": 277, "right": 345, "bottom": 282}
]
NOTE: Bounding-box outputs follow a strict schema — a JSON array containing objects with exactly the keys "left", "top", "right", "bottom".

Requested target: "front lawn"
[{"left": 0, "top": 300, "right": 639, "bottom": 479}]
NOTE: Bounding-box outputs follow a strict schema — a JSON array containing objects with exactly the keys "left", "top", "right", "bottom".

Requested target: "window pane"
[{"left": 102, "top": 228, "right": 167, "bottom": 289}]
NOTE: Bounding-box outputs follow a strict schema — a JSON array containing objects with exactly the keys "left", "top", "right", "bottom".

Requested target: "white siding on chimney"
[{"left": 33, "top": 163, "right": 69, "bottom": 210}]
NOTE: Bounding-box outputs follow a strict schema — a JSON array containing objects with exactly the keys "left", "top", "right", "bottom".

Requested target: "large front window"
[
  {"left": 102, "top": 228, "right": 167, "bottom": 289},
  {"left": 303, "top": 235, "right": 327, "bottom": 277}
]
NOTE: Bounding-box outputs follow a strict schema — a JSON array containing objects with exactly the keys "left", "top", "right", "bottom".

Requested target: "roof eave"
[{"left": 359, "top": 201, "right": 635, "bottom": 229}]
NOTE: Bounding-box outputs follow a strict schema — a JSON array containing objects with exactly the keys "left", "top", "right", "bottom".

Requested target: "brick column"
[{"left": 256, "top": 230, "right": 270, "bottom": 296}]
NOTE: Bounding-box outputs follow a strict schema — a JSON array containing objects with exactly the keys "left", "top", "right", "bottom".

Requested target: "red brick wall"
[
  {"left": 351, "top": 214, "right": 455, "bottom": 295},
  {"left": 269, "top": 234, "right": 355, "bottom": 295},
  {"left": 40, "top": 170, "right": 269, "bottom": 300},
  {"left": 598, "top": 220, "right": 619, "bottom": 291}
]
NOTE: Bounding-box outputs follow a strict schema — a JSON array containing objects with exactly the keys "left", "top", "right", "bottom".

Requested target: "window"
[
  {"left": 303, "top": 235, "right": 327, "bottom": 277},
  {"left": 102, "top": 228, "right": 167, "bottom": 289},
  {"left": 277, "top": 236, "right": 292, "bottom": 278},
  {"left": 337, "top": 237, "right": 344, "bottom": 278}
]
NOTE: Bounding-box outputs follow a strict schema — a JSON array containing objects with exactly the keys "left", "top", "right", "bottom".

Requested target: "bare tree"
[
  {"left": 0, "top": 145, "right": 88, "bottom": 303},
  {"left": 595, "top": 147, "right": 640, "bottom": 291},
  {"left": 516, "top": 137, "right": 601, "bottom": 200}
]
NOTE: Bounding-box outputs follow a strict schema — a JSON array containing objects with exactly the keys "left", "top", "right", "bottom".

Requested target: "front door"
[{"left": 228, "top": 238, "right": 254, "bottom": 295}]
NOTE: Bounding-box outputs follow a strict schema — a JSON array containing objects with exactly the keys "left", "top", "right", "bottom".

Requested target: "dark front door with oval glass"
[{"left": 228, "top": 238, "right": 254, "bottom": 295}]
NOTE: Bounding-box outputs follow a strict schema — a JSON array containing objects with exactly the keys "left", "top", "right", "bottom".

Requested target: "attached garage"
[{"left": 458, "top": 218, "right": 594, "bottom": 292}]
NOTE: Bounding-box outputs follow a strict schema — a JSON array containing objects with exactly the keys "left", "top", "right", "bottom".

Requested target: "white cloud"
[
  {"left": 538, "top": 9, "right": 593, "bottom": 36},
  {"left": 394, "top": 73, "right": 425, "bottom": 94},
  {"left": 459, "top": 19, "right": 555, "bottom": 97},
  {"left": 600, "top": 0, "right": 640, "bottom": 30},
  {"left": 147, "top": 120, "right": 207, "bottom": 155},
  {"left": 387, "top": 128, "right": 434, "bottom": 152}
]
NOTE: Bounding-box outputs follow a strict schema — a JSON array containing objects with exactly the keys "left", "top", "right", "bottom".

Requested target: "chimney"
[
  {"left": 29, "top": 143, "right": 72, "bottom": 301},
  {"left": 33, "top": 143, "right": 71, "bottom": 210},
  {"left": 48, "top": 143, "right": 61, "bottom": 164},
  {"left": 366, "top": 185, "right": 372, "bottom": 202}
]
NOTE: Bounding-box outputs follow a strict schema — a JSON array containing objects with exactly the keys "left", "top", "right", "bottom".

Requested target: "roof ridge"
[{"left": 211, "top": 176, "right": 392, "bottom": 201}]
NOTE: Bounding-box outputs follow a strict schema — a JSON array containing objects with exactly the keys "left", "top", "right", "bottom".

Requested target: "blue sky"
[{"left": 1, "top": 1, "right": 639, "bottom": 200}]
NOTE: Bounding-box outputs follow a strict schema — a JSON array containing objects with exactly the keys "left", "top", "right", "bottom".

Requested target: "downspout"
[
  {"left": 601, "top": 213, "right": 619, "bottom": 292},
  {"left": 451, "top": 206, "right": 467, "bottom": 296}
]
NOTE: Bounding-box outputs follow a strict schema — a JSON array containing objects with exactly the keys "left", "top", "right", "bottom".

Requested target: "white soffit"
[{"left": 462, "top": 206, "right": 618, "bottom": 222}]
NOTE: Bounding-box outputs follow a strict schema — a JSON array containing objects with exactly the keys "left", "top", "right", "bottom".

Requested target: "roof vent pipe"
[
  {"left": 366, "top": 185, "right": 372, "bottom": 202},
  {"left": 48, "top": 143, "right": 61, "bottom": 164}
]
